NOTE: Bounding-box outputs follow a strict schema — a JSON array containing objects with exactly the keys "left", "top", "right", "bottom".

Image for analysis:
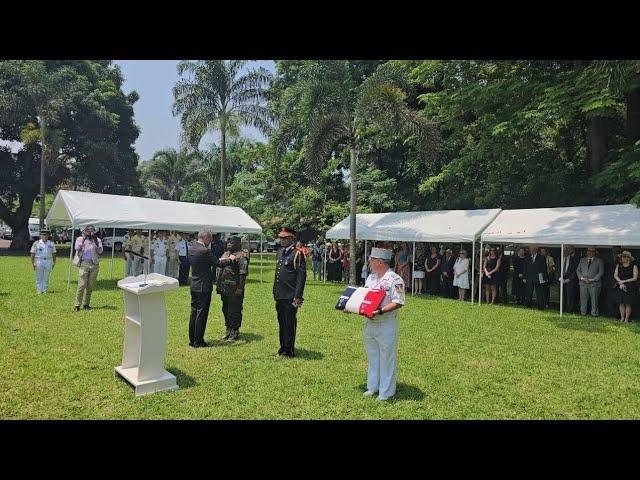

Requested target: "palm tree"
[
  {"left": 274, "top": 61, "right": 439, "bottom": 284},
  {"left": 172, "top": 60, "right": 272, "bottom": 205},
  {"left": 139, "top": 148, "right": 199, "bottom": 201}
]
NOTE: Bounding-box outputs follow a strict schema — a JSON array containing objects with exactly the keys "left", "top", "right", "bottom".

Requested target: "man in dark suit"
[
  {"left": 560, "top": 245, "right": 580, "bottom": 313},
  {"left": 523, "top": 244, "right": 548, "bottom": 310},
  {"left": 273, "top": 227, "right": 307, "bottom": 357},
  {"left": 440, "top": 247, "right": 456, "bottom": 299},
  {"left": 188, "top": 230, "right": 236, "bottom": 348}
]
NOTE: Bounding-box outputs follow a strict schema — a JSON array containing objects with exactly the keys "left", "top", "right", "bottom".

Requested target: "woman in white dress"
[{"left": 453, "top": 249, "right": 470, "bottom": 301}]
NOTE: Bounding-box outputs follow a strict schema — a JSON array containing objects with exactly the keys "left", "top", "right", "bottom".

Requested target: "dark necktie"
[{"left": 588, "top": 258, "right": 592, "bottom": 268}]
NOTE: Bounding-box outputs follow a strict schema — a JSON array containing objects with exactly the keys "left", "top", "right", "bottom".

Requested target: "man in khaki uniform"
[
  {"left": 166, "top": 231, "right": 180, "bottom": 279},
  {"left": 123, "top": 230, "right": 134, "bottom": 277},
  {"left": 130, "top": 230, "right": 145, "bottom": 275}
]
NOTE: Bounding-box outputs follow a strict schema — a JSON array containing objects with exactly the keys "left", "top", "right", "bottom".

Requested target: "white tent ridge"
[
  {"left": 481, "top": 204, "right": 640, "bottom": 247},
  {"left": 325, "top": 209, "right": 502, "bottom": 243},
  {"left": 46, "top": 190, "right": 262, "bottom": 234}
]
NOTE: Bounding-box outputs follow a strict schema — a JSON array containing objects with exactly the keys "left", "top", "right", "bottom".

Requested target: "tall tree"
[
  {"left": 172, "top": 60, "right": 272, "bottom": 205},
  {"left": 273, "top": 60, "right": 439, "bottom": 284},
  {"left": 0, "top": 60, "right": 140, "bottom": 250}
]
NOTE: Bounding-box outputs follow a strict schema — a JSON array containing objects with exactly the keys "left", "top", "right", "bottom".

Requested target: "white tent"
[
  {"left": 325, "top": 209, "right": 502, "bottom": 299},
  {"left": 46, "top": 190, "right": 263, "bottom": 288},
  {"left": 325, "top": 209, "right": 502, "bottom": 243},
  {"left": 46, "top": 190, "right": 262, "bottom": 233},
  {"left": 481, "top": 204, "right": 640, "bottom": 247},
  {"left": 479, "top": 204, "right": 640, "bottom": 314}
]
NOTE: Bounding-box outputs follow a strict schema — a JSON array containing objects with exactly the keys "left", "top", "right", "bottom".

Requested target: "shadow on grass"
[
  {"left": 167, "top": 367, "right": 198, "bottom": 390},
  {"left": 391, "top": 383, "right": 426, "bottom": 402},
  {"left": 295, "top": 348, "right": 324, "bottom": 360},
  {"left": 545, "top": 315, "right": 612, "bottom": 334},
  {"left": 355, "top": 382, "right": 425, "bottom": 402},
  {"left": 207, "top": 332, "right": 263, "bottom": 347}
]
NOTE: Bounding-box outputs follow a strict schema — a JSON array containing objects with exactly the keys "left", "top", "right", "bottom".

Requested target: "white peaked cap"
[{"left": 370, "top": 247, "right": 393, "bottom": 261}]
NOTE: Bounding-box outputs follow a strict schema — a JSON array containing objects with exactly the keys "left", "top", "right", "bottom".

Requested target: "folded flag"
[{"left": 335, "top": 286, "right": 386, "bottom": 319}]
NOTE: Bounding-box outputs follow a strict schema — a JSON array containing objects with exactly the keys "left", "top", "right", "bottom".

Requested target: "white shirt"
[
  {"left": 177, "top": 239, "right": 188, "bottom": 256},
  {"left": 365, "top": 268, "right": 405, "bottom": 321},
  {"left": 152, "top": 238, "right": 167, "bottom": 256},
  {"left": 31, "top": 239, "right": 56, "bottom": 260}
]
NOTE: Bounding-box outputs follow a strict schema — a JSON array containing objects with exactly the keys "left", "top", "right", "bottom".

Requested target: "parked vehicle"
[
  {"left": 266, "top": 239, "right": 280, "bottom": 252},
  {"left": 28, "top": 218, "right": 41, "bottom": 241},
  {"left": 101, "top": 228, "right": 130, "bottom": 252},
  {"left": 3, "top": 227, "right": 12, "bottom": 240}
]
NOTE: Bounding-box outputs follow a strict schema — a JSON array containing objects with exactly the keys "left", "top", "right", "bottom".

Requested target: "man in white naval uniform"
[
  {"left": 30, "top": 228, "right": 57, "bottom": 294},
  {"left": 363, "top": 247, "right": 405, "bottom": 401},
  {"left": 151, "top": 230, "right": 168, "bottom": 275}
]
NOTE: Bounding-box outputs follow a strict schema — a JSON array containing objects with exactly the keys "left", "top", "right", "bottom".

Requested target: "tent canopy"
[
  {"left": 481, "top": 204, "right": 640, "bottom": 247},
  {"left": 325, "top": 209, "right": 502, "bottom": 243},
  {"left": 46, "top": 190, "right": 262, "bottom": 234}
]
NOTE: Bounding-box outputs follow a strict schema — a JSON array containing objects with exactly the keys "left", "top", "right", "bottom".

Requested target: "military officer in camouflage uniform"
[
  {"left": 216, "top": 236, "right": 249, "bottom": 342},
  {"left": 273, "top": 227, "right": 307, "bottom": 357}
]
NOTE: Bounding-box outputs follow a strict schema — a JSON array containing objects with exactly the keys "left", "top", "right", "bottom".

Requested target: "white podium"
[{"left": 115, "top": 273, "right": 179, "bottom": 396}]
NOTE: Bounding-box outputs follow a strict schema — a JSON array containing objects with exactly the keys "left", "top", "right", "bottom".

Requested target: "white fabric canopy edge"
[
  {"left": 46, "top": 190, "right": 262, "bottom": 234},
  {"left": 325, "top": 209, "right": 503, "bottom": 243}
]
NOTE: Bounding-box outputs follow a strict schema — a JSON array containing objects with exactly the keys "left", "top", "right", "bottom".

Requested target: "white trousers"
[
  {"left": 153, "top": 255, "right": 167, "bottom": 275},
  {"left": 166, "top": 257, "right": 179, "bottom": 279},
  {"left": 125, "top": 255, "right": 134, "bottom": 277},
  {"left": 34, "top": 259, "right": 53, "bottom": 293},
  {"left": 132, "top": 255, "right": 144, "bottom": 275},
  {"left": 364, "top": 316, "right": 398, "bottom": 398}
]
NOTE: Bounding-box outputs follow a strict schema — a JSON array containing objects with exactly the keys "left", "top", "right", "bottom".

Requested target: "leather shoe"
[
  {"left": 82, "top": 305, "right": 91, "bottom": 310},
  {"left": 221, "top": 328, "right": 231, "bottom": 341},
  {"left": 194, "top": 342, "right": 208, "bottom": 348},
  {"left": 73, "top": 305, "right": 81, "bottom": 312}
]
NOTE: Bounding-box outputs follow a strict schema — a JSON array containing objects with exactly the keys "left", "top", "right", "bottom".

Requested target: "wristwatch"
[{"left": 374, "top": 308, "right": 383, "bottom": 316}]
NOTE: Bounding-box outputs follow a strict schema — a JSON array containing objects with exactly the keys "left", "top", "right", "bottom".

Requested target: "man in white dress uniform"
[
  {"left": 151, "top": 230, "right": 168, "bottom": 275},
  {"left": 30, "top": 228, "right": 57, "bottom": 294},
  {"left": 363, "top": 247, "right": 405, "bottom": 401}
]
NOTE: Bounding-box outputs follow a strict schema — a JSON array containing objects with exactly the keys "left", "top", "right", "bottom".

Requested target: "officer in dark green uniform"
[
  {"left": 216, "top": 236, "right": 249, "bottom": 342},
  {"left": 273, "top": 227, "right": 306, "bottom": 357}
]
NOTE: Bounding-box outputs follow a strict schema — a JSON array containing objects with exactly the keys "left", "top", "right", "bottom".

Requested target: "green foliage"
[
  {"left": 0, "top": 60, "right": 140, "bottom": 248},
  {"left": 172, "top": 60, "right": 273, "bottom": 204}
]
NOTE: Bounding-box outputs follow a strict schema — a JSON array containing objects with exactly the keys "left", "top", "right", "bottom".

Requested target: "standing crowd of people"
[{"left": 305, "top": 238, "right": 639, "bottom": 322}]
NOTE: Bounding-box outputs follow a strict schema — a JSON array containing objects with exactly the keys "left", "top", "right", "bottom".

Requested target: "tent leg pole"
[
  {"left": 260, "top": 233, "right": 263, "bottom": 284},
  {"left": 111, "top": 227, "right": 115, "bottom": 280},
  {"left": 148, "top": 230, "right": 151, "bottom": 277},
  {"left": 67, "top": 223, "right": 74, "bottom": 292},
  {"left": 471, "top": 239, "right": 475, "bottom": 304},
  {"left": 560, "top": 244, "right": 564, "bottom": 318},
  {"left": 412, "top": 241, "right": 415, "bottom": 297},
  {"left": 478, "top": 241, "right": 483, "bottom": 305}
]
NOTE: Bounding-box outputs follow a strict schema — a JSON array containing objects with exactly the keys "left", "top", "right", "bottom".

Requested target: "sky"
[
  {"left": 1, "top": 60, "right": 276, "bottom": 159},
  {"left": 114, "top": 60, "right": 276, "bottom": 161}
]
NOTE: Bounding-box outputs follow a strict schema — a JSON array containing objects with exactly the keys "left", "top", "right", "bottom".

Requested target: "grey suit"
[{"left": 576, "top": 256, "right": 604, "bottom": 316}]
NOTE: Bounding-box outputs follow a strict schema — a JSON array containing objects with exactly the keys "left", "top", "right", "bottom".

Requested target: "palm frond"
[{"left": 304, "top": 112, "right": 351, "bottom": 179}]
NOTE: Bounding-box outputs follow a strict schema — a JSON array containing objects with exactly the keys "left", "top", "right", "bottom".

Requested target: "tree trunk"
[
  {"left": 220, "top": 122, "right": 226, "bottom": 205},
  {"left": 349, "top": 140, "right": 357, "bottom": 285},
  {"left": 586, "top": 116, "right": 608, "bottom": 177},
  {"left": 4, "top": 194, "right": 37, "bottom": 251},
  {"left": 627, "top": 74, "right": 640, "bottom": 146},
  {"left": 39, "top": 117, "right": 47, "bottom": 229}
]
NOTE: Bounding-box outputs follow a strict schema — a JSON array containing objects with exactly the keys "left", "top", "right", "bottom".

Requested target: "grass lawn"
[{"left": 2, "top": 253, "right": 640, "bottom": 419}]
